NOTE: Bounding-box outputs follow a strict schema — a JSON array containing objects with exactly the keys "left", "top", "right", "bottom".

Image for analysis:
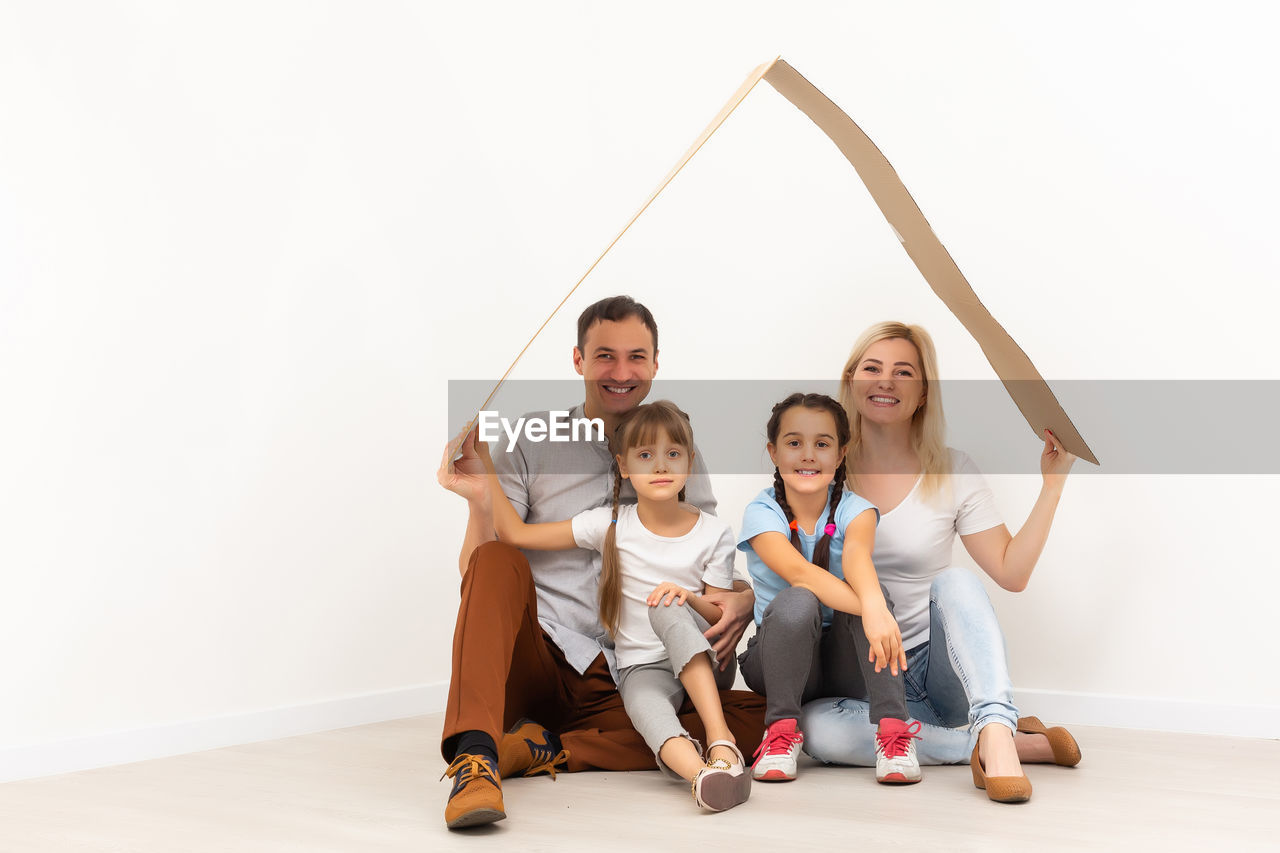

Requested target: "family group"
[{"left": 436, "top": 296, "right": 1080, "bottom": 830}]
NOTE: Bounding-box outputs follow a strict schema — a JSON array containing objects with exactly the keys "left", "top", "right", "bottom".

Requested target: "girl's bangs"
[{"left": 620, "top": 404, "right": 694, "bottom": 451}]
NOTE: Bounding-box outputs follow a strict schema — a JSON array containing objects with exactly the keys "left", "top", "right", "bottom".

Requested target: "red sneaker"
[
  {"left": 751, "top": 718, "right": 804, "bottom": 782},
  {"left": 875, "top": 718, "right": 923, "bottom": 784}
]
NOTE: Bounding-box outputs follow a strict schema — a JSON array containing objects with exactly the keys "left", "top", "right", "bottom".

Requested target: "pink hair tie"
[{"left": 824, "top": 523, "right": 837, "bottom": 536}]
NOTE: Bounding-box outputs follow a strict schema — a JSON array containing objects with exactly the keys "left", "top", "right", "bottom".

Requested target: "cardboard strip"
[
  {"left": 454, "top": 57, "right": 1097, "bottom": 465},
  {"left": 763, "top": 60, "right": 1097, "bottom": 464},
  {"left": 447, "top": 58, "right": 779, "bottom": 462}
]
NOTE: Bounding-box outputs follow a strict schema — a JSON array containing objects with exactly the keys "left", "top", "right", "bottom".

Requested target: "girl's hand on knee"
[
  {"left": 863, "top": 605, "right": 906, "bottom": 676},
  {"left": 647, "top": 582, "right": 690, "bottom": 607}
]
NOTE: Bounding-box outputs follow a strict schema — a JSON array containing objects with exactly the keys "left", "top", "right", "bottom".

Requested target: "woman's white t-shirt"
[
  {"left": 872, "top": 449, "right": 1004, "bottom": 650},
  {"left": 572, "top": 503, "right": 736, "bottom": 669}
]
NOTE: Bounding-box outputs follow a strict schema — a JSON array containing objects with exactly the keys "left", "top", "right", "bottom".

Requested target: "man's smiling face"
[{"left": 573, "top": 315, "right": 658, "bottom": 425}]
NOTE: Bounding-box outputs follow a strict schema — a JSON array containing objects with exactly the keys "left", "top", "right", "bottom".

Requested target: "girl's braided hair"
[{"left": 766, "top": 393, "right": 850, "bottom": 571}]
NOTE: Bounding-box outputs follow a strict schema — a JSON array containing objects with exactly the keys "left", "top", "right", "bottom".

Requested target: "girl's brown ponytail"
[{"left": 598, "top": 457, "right": 625, "bottom": 636}]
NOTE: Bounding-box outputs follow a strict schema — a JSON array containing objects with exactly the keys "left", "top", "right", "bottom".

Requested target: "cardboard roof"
[{"left": 456, "top": 57, "right": 1098, "bottom": 465}]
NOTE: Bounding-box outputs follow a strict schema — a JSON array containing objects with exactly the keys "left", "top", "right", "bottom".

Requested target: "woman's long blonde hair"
[
  {"left": 599, "top": 400, "right": 695, "bottom": 638},
  {"left": 838, "top": 322, "right": 950, "bottom": 502}
]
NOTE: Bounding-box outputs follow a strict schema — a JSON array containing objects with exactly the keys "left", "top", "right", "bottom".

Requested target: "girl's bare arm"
[
  {"left": 749, "top": 532, "right": 863, "bottom": 615},
  {"left": 476, "top": 438, "right": 577, "bottom": 552}
]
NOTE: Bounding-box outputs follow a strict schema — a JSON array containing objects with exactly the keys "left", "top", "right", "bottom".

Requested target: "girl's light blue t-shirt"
[{"left": 737, "top": 485, "right": 879, "bottom": 628}]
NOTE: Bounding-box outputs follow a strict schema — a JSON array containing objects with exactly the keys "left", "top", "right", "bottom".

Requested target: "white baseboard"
[
  {"left": 0, "top": 682, "right": 450, "bottom": 784},
  {"left": 5, "top": 683, "right": 1275, "bottom": 784},
  {"left": 1014, "top": 687, "right": 1280, "bottom": 740}
]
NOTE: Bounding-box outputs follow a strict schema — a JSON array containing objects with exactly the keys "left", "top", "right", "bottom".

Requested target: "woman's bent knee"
[{"left": 929, "top": 566, "right": 988, "bottom": 605}]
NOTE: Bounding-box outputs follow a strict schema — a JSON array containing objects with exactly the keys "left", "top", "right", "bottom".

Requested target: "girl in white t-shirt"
[
  {"left": 800, "top": 322, "right": 1081, "bottom": 805},
  {"left": 478, "top": 400, "right": 752, "bottom": 812}
]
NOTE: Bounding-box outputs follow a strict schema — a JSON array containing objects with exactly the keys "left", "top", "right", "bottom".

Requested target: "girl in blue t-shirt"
[{"left": 738, "top": 392, "right": 920, "bottom": 785}]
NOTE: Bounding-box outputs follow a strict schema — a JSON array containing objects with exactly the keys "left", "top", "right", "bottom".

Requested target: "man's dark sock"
[
  {"left": 454, "top": 730, "right": 499, "bottom": 767},
  {"left": 545, "top": 730, "right": 564, "bottom": 755}
]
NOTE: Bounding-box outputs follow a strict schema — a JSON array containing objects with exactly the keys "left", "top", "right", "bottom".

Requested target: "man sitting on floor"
[{"left": 436, "top": 295, "right": 764, "bottom": 829}]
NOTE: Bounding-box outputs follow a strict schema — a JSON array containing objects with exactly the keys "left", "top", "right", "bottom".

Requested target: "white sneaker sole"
[
  {"left": 752, "top": 766, "right": 797, "bottom": 782},
  {"left": 877, "top": 771, "right": 922, "bottom": 785}
]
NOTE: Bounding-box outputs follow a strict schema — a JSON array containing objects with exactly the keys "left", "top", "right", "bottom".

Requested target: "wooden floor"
[{"left": 2, "top": 714, "right": 1277, "bottom": 852}]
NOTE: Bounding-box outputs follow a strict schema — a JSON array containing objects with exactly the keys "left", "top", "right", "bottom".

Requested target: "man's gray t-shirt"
[{"left": 491, "top": 403, "right": 717, "bottom": 680}]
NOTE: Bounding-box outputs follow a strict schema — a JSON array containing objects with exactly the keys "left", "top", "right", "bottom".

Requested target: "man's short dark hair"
[{"left": 575, "top": 295, "right": 659, "bottom": 354}]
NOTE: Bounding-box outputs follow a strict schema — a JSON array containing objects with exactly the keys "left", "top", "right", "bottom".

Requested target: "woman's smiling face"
[{"left": 847, "top": 337, "right": 925, "bottom": 428}]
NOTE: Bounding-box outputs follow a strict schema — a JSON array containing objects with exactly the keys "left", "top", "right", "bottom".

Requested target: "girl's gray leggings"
[{"left": 738, "top": 585, "right": 908, "bottom": 726}]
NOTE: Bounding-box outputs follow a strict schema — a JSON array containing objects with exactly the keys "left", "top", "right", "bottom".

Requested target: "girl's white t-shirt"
[
  {"left": 572, "top": 503, "right": 736, "bottom": 669},
  {"left": 872, "top": 449, "right": 1004, "bottom": 650}
]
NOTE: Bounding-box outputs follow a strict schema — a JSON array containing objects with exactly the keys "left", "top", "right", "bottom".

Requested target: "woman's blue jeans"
[{"left": 799, "top": 566, "right": 1020, "bottom": 765}]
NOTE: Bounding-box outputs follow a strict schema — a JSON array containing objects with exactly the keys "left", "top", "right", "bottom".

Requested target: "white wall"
[{"left": 2, "top": 1, "right": 1277, "bottom": 780}]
